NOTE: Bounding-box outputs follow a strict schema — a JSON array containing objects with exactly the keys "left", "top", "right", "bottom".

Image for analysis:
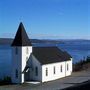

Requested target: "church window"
[
  {"left": 53, "top": 66, "right": 55, "bottom": 74},
  {"left": 67, "top": 64, "right": 69, "bottom": 71},
  {"left": 46, "top": 68, "right": 48, "bottom": 76},
  {"left": 35, "top": 67, "right": 38, "bottom": 76},
  {"left": 15, "top": 69, "right": 18, "bottom": 79},
  {"left": 26, "top": 47, "right": 29, "bottom": 54},
  {"left": 60, "top": 65, "right": 62, "bottom": 72},
  {"left": 15, "top": 47, "right": 18, "bottom": 54},
  {"left": 26, "top": 57, "right": 28, "bottom": 62}
]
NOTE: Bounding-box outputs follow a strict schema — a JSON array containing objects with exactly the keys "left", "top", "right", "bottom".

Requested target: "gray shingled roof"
[
  {"left": 33, "top": 47, "right": 72, "bottom": 65},
  {"left": 11, "top": 22, "right": 32, "bottom": 46}
]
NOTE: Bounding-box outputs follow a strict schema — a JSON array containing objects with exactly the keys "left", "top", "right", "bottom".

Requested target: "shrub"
[
  {"left": 0, "top": 76, "right": 11, "bottom": 85},
  {"left": 73, "top": 56, "right": 90, "bottom": 72}
]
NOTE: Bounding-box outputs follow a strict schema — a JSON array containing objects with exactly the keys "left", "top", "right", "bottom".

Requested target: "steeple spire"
[{"left": 11, "top": 22, "right": 32, "bottom": 46}]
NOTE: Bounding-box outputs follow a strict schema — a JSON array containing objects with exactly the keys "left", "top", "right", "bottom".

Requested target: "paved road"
[{"left": 0, "top": 69, "right": 90, "bottom": 90}]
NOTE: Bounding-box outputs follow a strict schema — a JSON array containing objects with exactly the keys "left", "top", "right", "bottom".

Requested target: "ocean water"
[
  {"left": 0, "top": 45, "right": 11, "bottom": 79},
  {"left": 0, "top": 42, "right": 90, "bottom": 78},
  {"left": 58, "top": 43, "right": 90, "bottom": 63}
]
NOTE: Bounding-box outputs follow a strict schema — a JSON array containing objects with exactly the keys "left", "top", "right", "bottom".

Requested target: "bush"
[
  {"left": 0, "top": 76, "right": 11, "bottom": 85},
  {"left": 86, "top": 56, "right": 90, "bottom": 63},
  {"left": 73, "top": 57, "right": 90, "bottom": 72}
]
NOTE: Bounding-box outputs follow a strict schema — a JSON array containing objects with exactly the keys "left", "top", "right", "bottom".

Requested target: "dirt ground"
[{"left": 0, "top": 68, "right": 90, "bottom": 90}]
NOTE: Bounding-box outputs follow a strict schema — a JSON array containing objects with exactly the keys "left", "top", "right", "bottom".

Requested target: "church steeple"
[
  {"left": 11, "top": 22, "right": 32, "bottom": 46},
  {"left": 11, "top": 22, "right": 32, "bottom": 83}
]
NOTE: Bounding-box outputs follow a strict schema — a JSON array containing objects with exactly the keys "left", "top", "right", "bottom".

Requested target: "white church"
[{"left": 11, "top": 22, "right": 73, "bottom": 84}]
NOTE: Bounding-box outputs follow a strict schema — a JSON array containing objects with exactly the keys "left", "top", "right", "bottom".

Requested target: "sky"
[{"left": 0, "top": 0, "right": 89, "bottom": 39}]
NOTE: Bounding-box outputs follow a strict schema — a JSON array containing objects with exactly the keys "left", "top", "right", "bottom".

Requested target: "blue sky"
[{"left": 0, "top": 0, "right": 89, "bottom": 39}]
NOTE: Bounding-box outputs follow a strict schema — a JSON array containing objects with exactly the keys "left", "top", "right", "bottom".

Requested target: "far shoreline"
[{"left": 0, "top": 38, "right": 90, "bottom": 45}]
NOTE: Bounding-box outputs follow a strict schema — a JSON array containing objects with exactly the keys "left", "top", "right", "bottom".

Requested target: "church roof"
[
  {"left": 11, "top": 22, "right": 32, "bottom": 46},
  {"left": 33, "top": 47, "right": 72, "bottom": 65}
]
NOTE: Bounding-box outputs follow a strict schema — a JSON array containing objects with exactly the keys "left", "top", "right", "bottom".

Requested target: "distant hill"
[
  {"left": 0, "top": 38, "right": 90, "bottom": 45},
  {"left": 0, "top": 38, "right": 64, "bottom": 45},
  {"left": 0, "top": 38, "right": 13, "bottom": 45}
]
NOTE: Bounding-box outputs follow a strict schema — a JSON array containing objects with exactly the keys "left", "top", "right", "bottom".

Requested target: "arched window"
[
  {"left": 46, "top": 68, "right": 48, "bottom": 76},
  {"left": 35, "top": 67, "right": 38, "bottom": 76},
  {"left": 26, "top": 57, "right": 28, "bottom": 62},
  {"left": 53, "top": 66, "right": 55, "bottom": 74},
  {"left": 15, "top": 69, "right": 18, "bottom": 78},
  {"left": 15, "top": 47, "right": 18, "bottom": 54},
  {"left": 67, "top": 64, "right": 69, "bottom": 71},
  {"left": 61, "top": 65, "right": 62, "bottom": 72},
  {"left": 26, "top": 47, "right": 29, "bottom": 54}
]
